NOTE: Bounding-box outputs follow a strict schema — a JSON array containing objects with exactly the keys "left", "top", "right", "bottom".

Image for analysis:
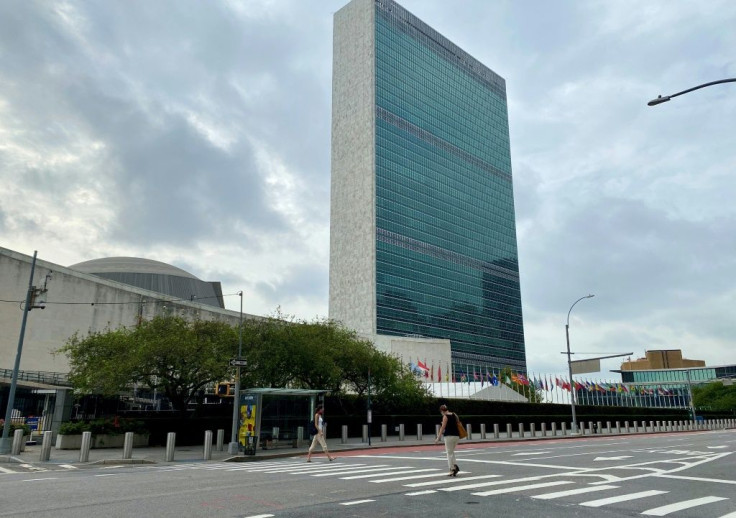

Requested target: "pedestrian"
[
  {"left": 434, "top": 404, "right": 460, "bottom": 476},
  {"left": 306, "top": 405, "right": 336, "bottom": 462}
]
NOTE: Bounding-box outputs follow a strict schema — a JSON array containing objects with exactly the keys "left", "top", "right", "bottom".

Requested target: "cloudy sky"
[{"left": 1, "top": 0, "right": 735, "bottom": 377}]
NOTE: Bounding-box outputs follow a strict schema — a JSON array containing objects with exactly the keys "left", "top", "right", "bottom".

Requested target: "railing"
[{"left": 0, "top": 368, "right": 71, "bottom": 387}]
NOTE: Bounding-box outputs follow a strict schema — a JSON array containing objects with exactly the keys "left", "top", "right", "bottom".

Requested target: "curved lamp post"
[
  {"left": 648, "top": 78, "right": 736, "bottom": 106},
  {"left": 228, "top": 291, "right": 244, "bottom": 454},
  {"left": 566, "top": 294, "right": 594, "bottom": 434}
]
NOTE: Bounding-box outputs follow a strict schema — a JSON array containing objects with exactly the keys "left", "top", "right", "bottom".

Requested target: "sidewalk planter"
[{"left": 56, "top": 434, "right": 150, "bottom": 450}]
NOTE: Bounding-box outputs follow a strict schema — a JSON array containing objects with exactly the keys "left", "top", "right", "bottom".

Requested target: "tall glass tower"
[{"left": 330, "top": 0, "right": 526, "bottom": 371}]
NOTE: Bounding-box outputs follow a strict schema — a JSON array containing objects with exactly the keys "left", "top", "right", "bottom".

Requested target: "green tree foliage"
[
  {"left": 58, "top": 316, "right": 237, "bottom": 414},
  {"left": 693, "top": 382, "right": 736, "bottom": 412}
]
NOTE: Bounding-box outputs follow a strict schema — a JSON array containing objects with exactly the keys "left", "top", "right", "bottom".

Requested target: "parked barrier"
[
  {"left": 40, "top": 431, "right": 53, "bottom": 461},
  {"left": 165, "top": 432, "right": 176, "bottom": 461},
  {"left": 216, "top": 429, "right": 224, "bottom": 451},
  {"left": 79, "top": 431, "right": 92, "bottom": 462}
]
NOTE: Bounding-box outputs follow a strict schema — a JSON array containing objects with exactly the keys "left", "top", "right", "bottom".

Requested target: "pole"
[
  {"left": 367, "top": 368, "right": 371, "bottom": 446},
  {"left": 565, "top": 294, "right": 594, "bottom": 435},
  {"left": 1, "top": 251, "right": 37, "bottom": 454},
  {"left": 228, "top": 291, "right": 244, "bottom": 454},
  {"left": 686, "top": 369, "right": 697, "bottom": 421}
]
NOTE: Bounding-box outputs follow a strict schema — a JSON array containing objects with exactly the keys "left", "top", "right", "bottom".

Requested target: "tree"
[
  {"left": 58, "top": 315, "right": 237, "bottom": 414},
  {"left": 693, "top": 382, "right": 736, "bottom": 413}
]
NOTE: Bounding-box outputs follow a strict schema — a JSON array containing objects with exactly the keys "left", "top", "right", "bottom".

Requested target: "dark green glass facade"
[{"left": 373, "top": 1, "right": 526, "bottom": 370}]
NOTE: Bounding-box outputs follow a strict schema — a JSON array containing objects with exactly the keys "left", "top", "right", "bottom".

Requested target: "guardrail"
[{"left": 0, "top": 368, "right": 71, "bottom": 387}]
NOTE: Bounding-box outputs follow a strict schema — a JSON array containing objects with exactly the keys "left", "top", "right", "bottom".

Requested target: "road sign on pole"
[{"left": 229, "top": 359, "right": 247, "bottom": 367}]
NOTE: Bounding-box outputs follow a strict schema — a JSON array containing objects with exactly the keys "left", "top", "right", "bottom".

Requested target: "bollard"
[
  {"left": 541, "top": 423, "right": 547, "bottom": 437},
  {"left": 506, "top": 423, "right": 512, "bottom": 439},
  {"left": 79, "top": 431, "right": 92, "bottom": 463},
  {"left": 649, "top": 421, "right": 654, "bottom": 433},
  {"left": 341, "top": 425, "right": 348, "bottom": 444},
  {"left": 466, "top": 424, "right": 472, "bottom": 440},
  {"left": 493, "top": 423, "right": 499, "bottom": 439},
  {"left": 204, "top": 430, "right": 213, "bottom": 460},
  {"left": 530, "top": 423, "right": 536, "bottom": 437},
  {"left": 417, "top": 423, "right": 423, "bottom": 441},
  {"left": 40, "top": 430, "right": 53, "bottom": 461},
  {"left": 362, "top": 424, "right": 369, "bottom": 443},
  {"left": 561, "top": 422, "right": 567, "bottom": 435},
  {"left": 298, "top": 426, "right": 305, "bottom": 447},
  {"left": 165, "top": 432, "right": 176, "bottom": 461},
  {"left": 399, "top": 424, "right": 405, "bottom": 441},
  {"left": 122, "top": 432, "right": 134, "bottom": 459},
  {"left": 381, "top": 424, "right": 388, "bottom": 442},
  {"left": 606, "top": 421, "right": 611, "bottom": 434},
  {"left": 597, "top": 421, "right": 602, "bottom": 434},
  {"left": 625, "top": 421, "right": 630, "bottom": 433},
  {"left": 435, "top": 424, "right": 441, "bottom": 439},
  {"left": 480, "top": 423, "right": 486, "bottom": 439},
  {"left": 216, "top": 429, "right": 224, "bottom": 451},
  {"left": 11, "top": 429, "right": 24, "bottom": 456},
  {"left": 552, "top": 422, "right": 557, "bottom": 437},
  {"left": 518, "top": 423, "right": 524, "bottom": 438}
]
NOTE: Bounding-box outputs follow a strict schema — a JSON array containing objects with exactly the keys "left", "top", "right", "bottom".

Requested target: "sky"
[{"left": 1, "top": 0, "right": 735, "bottom": 378}]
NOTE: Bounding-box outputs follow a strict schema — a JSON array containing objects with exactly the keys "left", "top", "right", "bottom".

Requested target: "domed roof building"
[{"left": 69, "top": 257, "right": 224, "bottom": 308}]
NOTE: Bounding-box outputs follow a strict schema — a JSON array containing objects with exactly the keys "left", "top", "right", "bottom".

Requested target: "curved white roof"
[{"left": 69, "top": 257, "right": 200, "bottom": 280}]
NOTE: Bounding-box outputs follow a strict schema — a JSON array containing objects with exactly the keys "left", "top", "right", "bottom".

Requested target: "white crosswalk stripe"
[
  {"left": 531, "top": 484, "right": 619, "bottom": 500},
  {"left": 371, "top": 471, "right": 456, "bottom": 483},
  {"left": 314, "top": 466, "right": 404, "bottom": 477},
  {"left": 579, "top": 490, "right": 668, "bottom": 507},
  {"left": 404, "top": 474, "right": 500, "bottom": 487},
  {"left": 641, "top": 496, "right": 729, "bottom": 516},
  {"left": 340, "top": 468, "right": 440, "bottom": 480},
  {"left": 472, "top": 480, "right": 572, "bottom": 497}
]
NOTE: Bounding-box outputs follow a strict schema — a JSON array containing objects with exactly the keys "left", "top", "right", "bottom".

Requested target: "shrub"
[
  {"left": 0, "top": 420, "right": 31, "bottom": 436},
  {"left": 60, "top": 417, "right": 148, "bottom": 436}
]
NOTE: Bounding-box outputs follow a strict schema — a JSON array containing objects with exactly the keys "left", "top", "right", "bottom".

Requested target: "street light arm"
[
  {"left": 567, "top": 294, "right": 595, "bottom": 326},
  {"left": 648, "top": 78, "right": 736, "bottom": 106}
]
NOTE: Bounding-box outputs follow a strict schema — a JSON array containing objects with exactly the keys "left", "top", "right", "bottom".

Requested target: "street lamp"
[
  {"left": 565, "top": 294, "right": 594, "bottom": 434},
  {"left": 228, "top": 291, "right": 244, "bottom": 455},
  {"left": 647, "top": 78, "right": 736, "bottom": 106}
]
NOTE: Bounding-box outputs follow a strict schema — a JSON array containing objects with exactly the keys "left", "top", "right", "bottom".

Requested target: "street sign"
[{"left": 229, "top": 359, "right": 247, "bottom": 367}]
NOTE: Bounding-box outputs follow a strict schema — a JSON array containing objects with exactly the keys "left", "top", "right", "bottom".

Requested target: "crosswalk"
[
  {"left": 145, "top": 458, "right": 734, "bottom": 517},
  {"left": 0, "top": 463, "right": 78, "bottom": 474}
]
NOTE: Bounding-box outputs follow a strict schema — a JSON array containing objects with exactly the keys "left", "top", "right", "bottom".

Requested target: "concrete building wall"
[
  {"left": 0, "top": 248, "right": 247, "bottom": 374},
  {"left": 329, "top": 0, "right": 376, "bottom": 335},
  {"left": 620, "top": 349, "right": 706, "bottom": 371},
  {"left": 366, "top": 334, "right": 451, "bottom": 372}
]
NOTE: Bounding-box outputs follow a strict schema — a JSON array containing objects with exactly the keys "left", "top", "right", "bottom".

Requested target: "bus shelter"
[{"left": 236, "top": 388, "right": 328, "bottom": 453}]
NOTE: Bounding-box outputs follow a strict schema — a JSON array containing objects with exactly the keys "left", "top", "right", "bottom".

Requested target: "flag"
[
  {"left": 430, "top": 363, "right": 434, "bottom": 381},
  {"left": 491, "top": 374, "right": 499, "bottom": 386},
  {"left": 417, "top": 360, "right": 429, "bottom": 377},
  {"left": 437, "top": 364, "right": 441, "bottom": 382}
]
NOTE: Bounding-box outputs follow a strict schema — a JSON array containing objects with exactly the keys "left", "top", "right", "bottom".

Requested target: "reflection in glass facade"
[{"left": 373, "top": 1, "right": 525, "bottom": 369}]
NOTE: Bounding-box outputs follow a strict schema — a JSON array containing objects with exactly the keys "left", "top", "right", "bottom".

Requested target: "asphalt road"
[{"left": 1, "top": 430, "right": 734, "bottom": 518}]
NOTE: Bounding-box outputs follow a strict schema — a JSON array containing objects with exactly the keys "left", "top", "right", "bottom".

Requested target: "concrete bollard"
[
  {"left": 615, "top": 421, "right": 620, "bottom": 434},
  {"left": 649, "top": 421, "right": 655, "bottom": 432},
  {"left": 341, "top": 425, "right": 348, "bottom": 444},
  {"left": 518, "top": 423, "right": 524, "bottom": 438},
  {"left": 40, "top": 431, "right": 53, "bottom": 461},
  {"left": 480, "top": 423, "right": 486, "bottom": 439},
  {"left": 466, "top": 424, "right": 472, "bottom": 440},
  {"left": 381, "top": 424, "right": 388, "bottom": 442},
  {"left": 552, "top": 422, "right": 557, "bottom": 436},
  {"left": 204, "top": 430, "right": 213, "bottom": 460},
  {"left": 506, "top": 423, "right": 512, "bottom": 439},
  {"left": 435, "top": 424, "right": 441, "bottom": 439},
  {"left": 596, "top": 421, "right": 602, "bottom": 434},
  {"left": 123, "top": 432, "right": 134, "bottom": 459},
  {"left": 606, "top": 421, "right": 611, "bottom": 433},
  {"left": 297, "top": 426, "right": 304, "bottom": 447},
  {"left": 216, "top": 429, "right": 224, "bottom": 451},
  {"left": 362, "top": 424, "right": 369, "bottom": 443},
  {"left": 624, "top": 421, "right": 630, "bottom": 433},
  {"left": 11, "top": 429, "right": 24, "bottom": 455},
  {"left": 399, "top": 424, "right": 405, "bottom": 441},
  {"left": 417, "top": 424, "right": 423, "bottom": 441},
  {"left": 493, "top": 423, "right": 499, "bottom": 439},
  {"left": 165, "top": 432, "right": 176, "bottom": 461},
  {"left": 79, "top": 431, "right": 92, "bottom": 462},
  {"left": 541, "top": 423, "right": 547, "bottom": 437},
  {"left": 561, "top": 422, "right": 567, "bottom": 435},
  {"left": 530, "top": 423, "right": 536, "bottom": 437}
]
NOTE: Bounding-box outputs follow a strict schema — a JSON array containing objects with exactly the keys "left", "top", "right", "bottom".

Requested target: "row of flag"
[{"left": 406, "top": 360, "right": 680, "bottom": 396}]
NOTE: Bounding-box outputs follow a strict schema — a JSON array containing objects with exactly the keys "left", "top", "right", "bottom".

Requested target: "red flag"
[{"left": 437, "top": 364, "right": 442, "bottom": 382}]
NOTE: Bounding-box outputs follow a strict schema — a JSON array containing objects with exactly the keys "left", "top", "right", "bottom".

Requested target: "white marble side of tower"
[{"left": 329, "top": 0, "right": 376, "bottom": 335}]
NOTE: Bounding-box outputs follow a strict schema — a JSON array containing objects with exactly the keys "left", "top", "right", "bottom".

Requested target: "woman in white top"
[{"left": 306, "top": 405, "right": 336, "bottom": 462}]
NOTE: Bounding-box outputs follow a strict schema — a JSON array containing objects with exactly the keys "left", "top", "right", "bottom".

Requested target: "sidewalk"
[{"left": 0, "top": 428, "right": 674, "bottom": 468}]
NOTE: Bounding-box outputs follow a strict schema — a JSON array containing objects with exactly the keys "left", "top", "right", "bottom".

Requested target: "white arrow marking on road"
[
  {"left": 513, "top": 451, "right": 551, "bottom": 456},
  {"left": 707, "top": 446, "right": 727, "bottom": 449},
  {"left": 593, "top": 456, "right": 633, "bottom": 461}
]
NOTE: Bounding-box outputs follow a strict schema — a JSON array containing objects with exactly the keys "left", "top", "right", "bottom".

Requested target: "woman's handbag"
[{"left": 455, "top": 414, "right": 468, "bottom": 439}]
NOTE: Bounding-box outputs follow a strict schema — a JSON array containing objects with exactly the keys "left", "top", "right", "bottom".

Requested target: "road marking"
[
  {"left": 243, "top": 514, "right": 275, "bottom": 518},
  {"left": 580, "top": 490, "right": 668, "bottom": 507},
  {"left": 440, "top": 475, "right": 545, "bottom": 492},
  {"left": 513, "top": 451, "right": 551, "bottom": 456},
  {"left": 641, "top": 496, "right": 729, "bottom": 516},
  {"left": 371, "top": 471, "right": 454, "bottom": 483},
  {"left": 406, "top": 490, "right": 436, "bottom": 496},
  {"left": 707, "top": 446, "right": 728, "bottom": 449},
  {"left": 715, "top": 512, "right": 736, "bottom": 517},
  {"left": 405, "top": 475, "right": 501, "bottom": 487},
  {"left": 472, "top": 481, "right": 572, "bottom": 497},
  {"left": 593, "top": 456, "right": 633, "bottom": 461},
  {"left": 657, "top": 474, "right": 736, "bottom": 485},
  {"left": 313, "top": 466, "right": 402, "bottom": 477},
  {"left": 0, "top": 465, "right": 16, "bottom": 474},
  {"left": 59, "top": 464, "right": 78, "bottom": 469},
  {"left": 532, "top": 485, "right": 619, "bottom": 500},
  {"left": 95, "top": 474, "right": 119, "bottom": 477},
  {"left": 341, "top": 469, "right": 439, "bottom": 480},
  {"left": 22, "top": 477, "right": 58, "bottom": 482},
  {"left": 340, "top": 499, "right": 375, "bottom": 506}
]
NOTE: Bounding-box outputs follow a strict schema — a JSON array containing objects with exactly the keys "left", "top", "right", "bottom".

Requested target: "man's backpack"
[{"left": 309, "top": 420, "right": 318, "bottom": 436}]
